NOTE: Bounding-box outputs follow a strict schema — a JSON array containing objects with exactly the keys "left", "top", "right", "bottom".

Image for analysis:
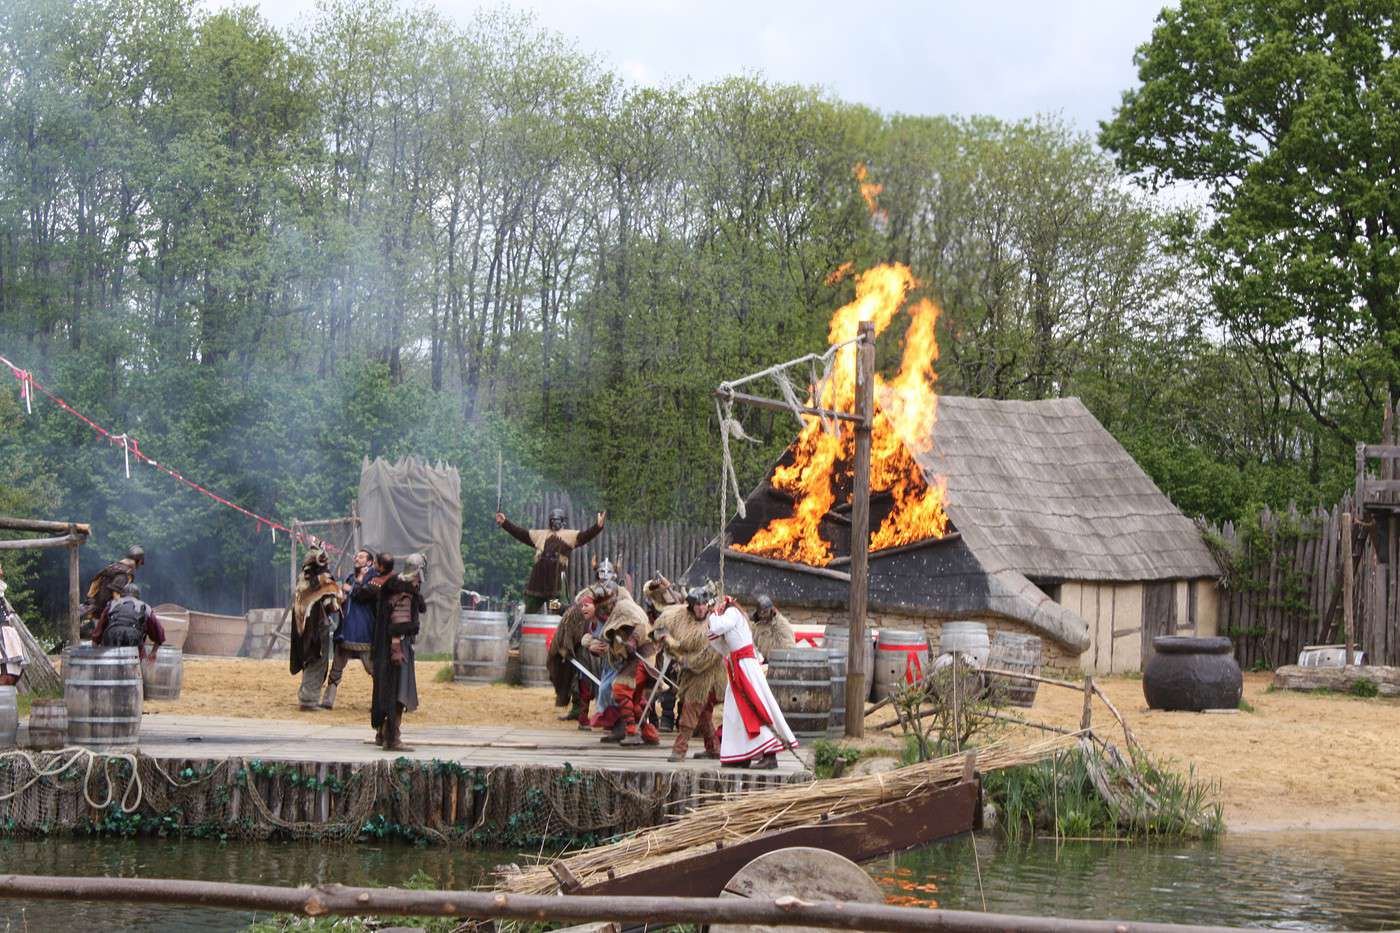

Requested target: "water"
[
  {"left": 872, "top": 831, "right": 1400, "bottom": 930},
  {"left": 2, "top": 831, "right": 1399, "bottom": 931}
]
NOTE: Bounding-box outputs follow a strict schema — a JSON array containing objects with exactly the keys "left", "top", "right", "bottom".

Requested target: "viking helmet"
[
  {"left": 685, "top": 586, "right": 710, "bottom": 610},
  {"left": 548, "top": 508, "right": 567, "bottom": 531},
  {"left": 754, "top": 594, "right": 775, "bottom": 620},
  {"left": 595, "top": 557, "right": 617, "bottom": 583},
  {"left": 126, "top": 545, "right": 145, "bottom": 564},
  {"left": 122, "top": 582, "right": 141, "bottom": 599}
]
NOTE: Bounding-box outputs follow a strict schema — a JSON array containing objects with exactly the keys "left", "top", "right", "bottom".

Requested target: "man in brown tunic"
[{"left": 495, "top": 508, "right": 605, "bottom": 612}]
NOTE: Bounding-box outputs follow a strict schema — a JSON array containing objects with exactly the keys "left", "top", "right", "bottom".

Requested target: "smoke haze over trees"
[{"left": 0, "top": 0, "right": 1374, "bottom": 631}]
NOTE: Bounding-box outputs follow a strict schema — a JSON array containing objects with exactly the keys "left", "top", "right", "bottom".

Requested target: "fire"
[
  {"left": 733, "top": 263, "right": 949, "bottom": 566},
  {"left": 854, "top": 162, "right": 883, "bottom": 214}
]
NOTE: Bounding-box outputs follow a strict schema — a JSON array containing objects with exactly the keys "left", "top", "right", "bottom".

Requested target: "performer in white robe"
[{"left": 686, "top": 588, "right": 796, "bottom": 769}]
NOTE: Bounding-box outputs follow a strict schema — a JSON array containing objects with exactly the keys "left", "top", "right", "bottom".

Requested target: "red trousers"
[{"left": 598, "top": 663, "right": 659, "bottom": 743}]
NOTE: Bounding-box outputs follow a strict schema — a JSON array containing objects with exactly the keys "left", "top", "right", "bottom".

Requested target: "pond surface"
[
  {"left": 873, "top": 830, "right": 1400, "bottom": 930},
  {"left": 1, "top": 830, "right": 1399, "bottom": 931}
]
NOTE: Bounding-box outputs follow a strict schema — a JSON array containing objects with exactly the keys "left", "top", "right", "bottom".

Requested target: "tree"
[{"left": 1100, "top": 0, "right": 1400, "bottom": 439}]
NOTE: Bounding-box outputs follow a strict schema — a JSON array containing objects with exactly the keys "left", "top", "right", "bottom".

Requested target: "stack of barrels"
[{"left": 62, "top": 645, "right": 143, "bottom": 751}]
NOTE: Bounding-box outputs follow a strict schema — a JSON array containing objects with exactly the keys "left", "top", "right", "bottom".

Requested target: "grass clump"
[
  {"left": 983, "top": 746, "right": 1223, "bottom": 842},
  {"left": 1350, "top": 678, "right": 1380, "bottom": 698},
  {"left": 433, "top": 664, "right": 457, "bottom": 684},
  {"left": 811, "top": 739, "right": 860, "bottom": 778}
]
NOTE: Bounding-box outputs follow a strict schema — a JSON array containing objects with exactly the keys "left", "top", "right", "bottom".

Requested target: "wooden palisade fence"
[
  {"left": 526, "top": 493, "right": 713, "bottom": 598},
  {"left": 1212, "top": 441, "right": 1400, "bottom": 669}
]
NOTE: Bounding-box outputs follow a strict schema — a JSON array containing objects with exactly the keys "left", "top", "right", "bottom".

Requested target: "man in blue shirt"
[{"left": 320, "top": 547, "right": 376, "bottom": 710}]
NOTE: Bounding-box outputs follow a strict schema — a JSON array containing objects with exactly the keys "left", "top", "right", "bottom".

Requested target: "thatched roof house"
[{"left": 685, "top": 396, "right": 1221, "bottom": 673}]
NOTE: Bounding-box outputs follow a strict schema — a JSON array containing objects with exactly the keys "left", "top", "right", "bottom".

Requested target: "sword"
[
  {"left": 639, "top": 655, "right": 678, "bottom": 691},
  {"left": 495, "top": 449, "right": 503, "bottom": 513},
  {"left": 637, "top": 654, "right": 672, "bottom": 728},
  {"left": 569, "top": 657, "right": 601, "bottom": 686}
]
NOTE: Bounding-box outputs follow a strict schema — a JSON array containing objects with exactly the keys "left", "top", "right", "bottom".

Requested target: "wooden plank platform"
[{"left": 138, "top": 714, "right": 809, "bottom": 775}]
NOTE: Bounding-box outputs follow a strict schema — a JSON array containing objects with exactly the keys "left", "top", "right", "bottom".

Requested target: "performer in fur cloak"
[
  {"left": 548, "top": 560, "right": 630, "bottom": 727},
  {"left": 78, "top": 545, "right": 144, "bottom": 637},
  {"left": 363, "top": 552, "right": 425, "bottom": 751},
  {"left": 495, "top": 508, "right": 606, "bottom": 612},
  {"left": 580, "top": 581, "right": 659, "bottom": 746},
  {"left": 652, "top": 601, "right": 724, "bottom": 762},
  {"left": 686, "top": 587, "right": 797, "bottom": 769},
  {"left": 642, "top": 575, "right": 685, "bottom": 731},
  {"left": 748, "top": 594, "right": 796, "bottom": 661},
  {"left": 291, "top": 547, "right": 344, "bottom": 711}
]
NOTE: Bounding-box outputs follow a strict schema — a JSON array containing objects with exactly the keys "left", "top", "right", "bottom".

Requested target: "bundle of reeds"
[{"left": 497, "top": 733, "right": 1080, "bottom": 895}]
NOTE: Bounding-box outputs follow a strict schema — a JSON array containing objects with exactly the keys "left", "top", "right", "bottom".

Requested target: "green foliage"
[
  {"left": 0, "top": 0, "right": 1379, "bottom": 627},
  {"left": 983, "top": 747, "right": 1223, "bottom": 842},
  {"left": 1350, "top": 678, "right": 1380, "bottom": 699},
  {"left": 810, "top": 740, "right": 860, "bottom": 779},
  {"left": 1102, "top": 0, "right": 1400, "bottom": 446}
]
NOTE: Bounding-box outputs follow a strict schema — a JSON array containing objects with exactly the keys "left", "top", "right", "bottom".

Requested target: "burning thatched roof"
[
  {"left": 919, "top": 396, "right": 1217, "bottom": 583},
  {"left": 684, "top": 395, "right": 1216, "bottom": 653}
]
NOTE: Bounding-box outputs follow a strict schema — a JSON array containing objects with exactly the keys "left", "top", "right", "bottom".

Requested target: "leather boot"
[
  {"left": 600, "top": 724, "right": 625, "bottom": 744},
  {"left": 319, "top": 683, "right": 338, "bottom": 710},
  {"left": 752, "top": 753, "right": 779, "bottom": 770},
  {"left": 620, "top": 733, "right": 644, "bottom": 747}
]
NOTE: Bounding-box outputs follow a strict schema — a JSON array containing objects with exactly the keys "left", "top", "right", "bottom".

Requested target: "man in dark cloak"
[
  {"left": 364, "top": 552, "right": 425, "bottom": 752},
  {"left": 495, "top": 508, "right": 606, "bottom": 612}
]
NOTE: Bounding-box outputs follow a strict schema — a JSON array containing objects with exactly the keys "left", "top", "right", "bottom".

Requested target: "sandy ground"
[{"left": 149, "top": 659, "right": 1400, "bottom": 832}]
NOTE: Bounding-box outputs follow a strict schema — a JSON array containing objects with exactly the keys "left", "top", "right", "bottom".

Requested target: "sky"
[{"left": 248, "top": 0, "right": 1175, "bottom": 134}]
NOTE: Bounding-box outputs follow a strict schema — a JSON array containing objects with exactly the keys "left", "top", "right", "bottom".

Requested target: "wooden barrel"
[
  {"left": 519, "top": 614, "right": 561, "bottom": 688},
  {"left": 765, "top": 648, "right": 831, "bottom": 739},
  {"left": 63, "top": 645, "right": 143, "bottom": 751},
  {"left": 823, "top": 625, "right": 874, "bottom": 701},
  {"left": 791, "top": 623, "right": 826, "bottom": 649},
  {"left": 827, "top": 650, "right": 848, "bottom": 736},
  {"left": 27, "top": 698, "right": 67, "bottom": 750},
  {"left": 152, "top": 603, "right": 190, "bottom": 651},
  {"left": 453, "top": 610, "right": 510, "bottom": 683},
  {"left": 985, "top": 632, "right": 1043, "bottom": 707},
  {"left": 874, "top": 629, "right": 931, "bottom": 701},
  {"left": 0, "top": 686, "right": 16, "bottom": 748},
  {"left": 938, "top": 621, "right": 990, "bottom": 666},
  {"left": 142, "top": 647, "right": 184, "bottom": 701}
]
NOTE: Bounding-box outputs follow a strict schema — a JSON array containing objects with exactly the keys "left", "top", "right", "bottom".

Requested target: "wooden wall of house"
[{"left": 1061, "top": 578, "right": 1217, "bottom": 675}]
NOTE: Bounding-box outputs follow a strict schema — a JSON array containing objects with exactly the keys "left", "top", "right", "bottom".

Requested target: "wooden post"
[
  {"left": 351, "top": 501, "right": 361, "bottom": 553},
  {"left": 1355, "top": 442, "right": 1366, "bottom": 512},
  {"left": 845, "top": 321, "right": 875, "bottom": 739},
  {"left": 289, "top": 519, "right": 299, "bottom": 609},
  {"left": 67, "top": 529, "right": 81, "bottom": 646},
  {"left": 1080, "top": 675, "right": 1094, "bottom": 731},
  {"left": 1342, "top": 511, "right": 1355, "bottom": 666}
]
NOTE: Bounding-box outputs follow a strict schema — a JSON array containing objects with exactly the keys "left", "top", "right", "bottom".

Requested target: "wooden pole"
[
  {"left": 846, "top": 321, "right": 875, "bottom": 739},
  {"left": 0, "top": 517, "right": 91, "bottom": 535},
  {"left": 1342, "top": 511, "right": 1355, "bottom": 666},
  {"left": 351, "top": 500, "right": 361, "bottom": 553},
  {"left": 0, "top": 873, "right": 1257, "bottom": 933},
  {"left": 288, "top": 519, "right": 299, "bottom": 609},
  {"left": 67, "top": 530, "right": 81, "bottom": 646},
  {"left": 0, "top": 535, "right": 83, "bottom": 551}
]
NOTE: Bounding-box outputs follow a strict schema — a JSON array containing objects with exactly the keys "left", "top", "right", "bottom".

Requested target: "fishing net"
[{"left": 0, "top": 748, "right": 790, "bottom": 847}]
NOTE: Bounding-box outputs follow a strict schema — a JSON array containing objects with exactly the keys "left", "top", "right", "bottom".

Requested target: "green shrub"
[
  {"left": 811, "top": 740, "right": 860, "bottom": 778},
  {"left": 1351, "top": 678, "right": 1380, "bottom": 698}
]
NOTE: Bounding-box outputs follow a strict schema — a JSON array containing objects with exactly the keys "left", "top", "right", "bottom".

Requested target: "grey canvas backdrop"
[{"left": 357, "top": 456, "right": 464, "bottom": 654}]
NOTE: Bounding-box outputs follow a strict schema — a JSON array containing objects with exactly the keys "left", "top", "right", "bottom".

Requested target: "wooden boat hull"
[{"left": 555, "top": 776, "right": 981, "bottom": 898}]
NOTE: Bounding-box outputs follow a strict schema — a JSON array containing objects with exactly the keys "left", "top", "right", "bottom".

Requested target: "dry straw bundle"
[{"left": 498, "top": 733, "right": 1080, "bottom": 894}]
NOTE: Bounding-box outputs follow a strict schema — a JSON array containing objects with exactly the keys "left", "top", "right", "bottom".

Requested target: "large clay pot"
[{"left": 1143, "top": 636, "right": 1242, "bottom": 711}]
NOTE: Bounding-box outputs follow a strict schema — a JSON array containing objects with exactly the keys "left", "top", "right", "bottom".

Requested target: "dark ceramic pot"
[{"left": 1142, "top": 636, "right": 1242, "bottom": 711}]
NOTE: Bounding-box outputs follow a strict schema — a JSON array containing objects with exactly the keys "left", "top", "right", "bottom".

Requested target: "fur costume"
[
  {"left": 581, "top": 589, "right": 652, "bottom": 692},
  {"left": 290, "top": 573, "right": 342, "bottom": 676},
  {"left": 547, "top": 600, "right": 591, "bottom": 707},
  {"left": 653, "top": 604, "right": 726, "bottom": 706},
  {"left": 750, "top": 609, "right": 797, "bottom": 661}
]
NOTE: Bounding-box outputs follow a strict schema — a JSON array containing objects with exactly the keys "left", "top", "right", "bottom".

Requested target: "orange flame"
[
  {"left": 824, "top": 260, "right": 855, "bottom": 286},
  {"left": 854, "top": 162, "right": 883, "bottom": 214},
  {"left": 733, "top": 262, "right": 949, "bottom": 566}
]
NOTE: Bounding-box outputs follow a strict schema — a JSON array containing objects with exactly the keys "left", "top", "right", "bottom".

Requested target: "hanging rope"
[{"left": 712, "top": 333, "right": 865, "bottom": 587}]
